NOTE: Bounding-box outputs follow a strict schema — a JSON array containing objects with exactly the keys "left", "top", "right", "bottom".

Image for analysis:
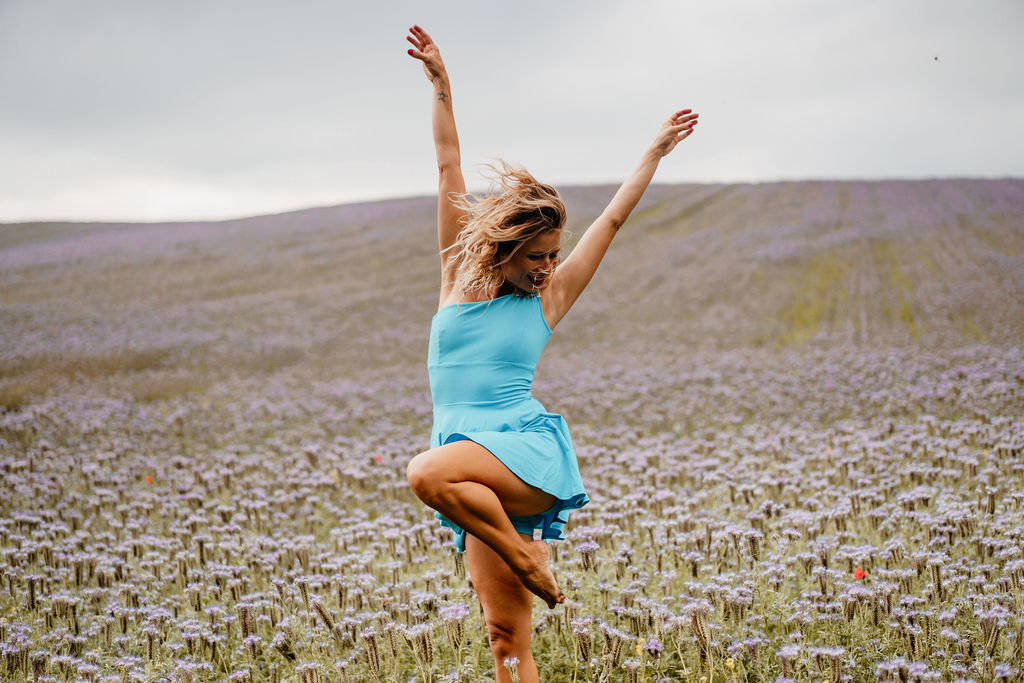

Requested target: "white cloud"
[{"left": 1, "top": 0, "right": 1022, "bottom": 222}]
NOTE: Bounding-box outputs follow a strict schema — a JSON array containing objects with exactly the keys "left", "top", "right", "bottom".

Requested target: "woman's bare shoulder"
[{"left": 437, "top": 286, "right": 493, "bottom": 312}]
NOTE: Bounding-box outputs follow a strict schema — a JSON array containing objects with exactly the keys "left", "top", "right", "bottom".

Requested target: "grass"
[
  {"left": 871, "top": 239, "right": 920, "bottom": 341},
  {"left": 774, "top": 250, "right": 850, "bottom": 345}
]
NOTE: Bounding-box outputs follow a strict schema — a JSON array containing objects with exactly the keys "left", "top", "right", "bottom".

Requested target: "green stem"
[{"left": 675, "top": 637, "right": 690, "bottom": 680}]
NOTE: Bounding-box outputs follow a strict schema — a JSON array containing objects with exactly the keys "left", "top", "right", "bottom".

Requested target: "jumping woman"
[{"left": 404, "top": 25, "right": 698, "bottom": 682}]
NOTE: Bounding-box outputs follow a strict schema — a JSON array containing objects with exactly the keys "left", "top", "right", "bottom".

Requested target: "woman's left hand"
[
  {"left": 407, "top": 25, "right": 448, "bottom": 85},
  {"left": 651, "top": 109, "right": 699, "bottom": 157}
]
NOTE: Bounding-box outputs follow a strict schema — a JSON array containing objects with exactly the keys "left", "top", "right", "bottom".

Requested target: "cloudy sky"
[{"left": 1, "top": 0, "right": 1021, "bottom": 223}]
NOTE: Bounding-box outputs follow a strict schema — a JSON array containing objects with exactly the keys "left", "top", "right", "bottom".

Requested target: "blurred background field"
[
  {"left": 1, "top": 180, "right": 1023, "bottom": 681},
  {"left": 3, "top": 179, "right": 1022, "bottom": 410}
]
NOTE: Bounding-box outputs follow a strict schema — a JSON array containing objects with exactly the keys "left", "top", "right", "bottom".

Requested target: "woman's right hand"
[{"left": 407, "top": 25, "right": 448, "bottom": 85}]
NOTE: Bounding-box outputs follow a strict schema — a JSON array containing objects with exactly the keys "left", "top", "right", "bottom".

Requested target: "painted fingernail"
[{"left": 408, "top": 49, "right": 414, "bottom": 55}]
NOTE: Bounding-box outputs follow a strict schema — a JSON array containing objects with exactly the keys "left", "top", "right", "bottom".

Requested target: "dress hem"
[{"left": 439, "top": 431, "right": 589, "bottom": 553}]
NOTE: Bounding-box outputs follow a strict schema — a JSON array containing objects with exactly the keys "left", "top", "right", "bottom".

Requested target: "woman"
[{"left": 404, "top": 25, "right": 697, "bottom": 681}]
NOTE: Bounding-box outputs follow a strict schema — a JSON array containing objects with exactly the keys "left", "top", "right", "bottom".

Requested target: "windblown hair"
[{"left": 446, "top": 161, "right": 567, "bottom": 296}]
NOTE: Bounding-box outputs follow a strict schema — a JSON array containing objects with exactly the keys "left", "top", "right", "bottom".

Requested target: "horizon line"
[{"left": 2, "top": 174, "right": 1021, "bottom": 227}]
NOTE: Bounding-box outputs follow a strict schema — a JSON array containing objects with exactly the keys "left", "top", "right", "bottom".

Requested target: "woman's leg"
[
  {"left": 406, "top": 440, "right": 564, "bottom": 607},
  {"left": 466, "top": 533, "right": 541, "bottom": 683}
]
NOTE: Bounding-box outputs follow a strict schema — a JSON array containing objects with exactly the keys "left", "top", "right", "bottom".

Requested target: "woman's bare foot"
[{"left": 515, "top": 540, "right": 564, "bottom": 609}]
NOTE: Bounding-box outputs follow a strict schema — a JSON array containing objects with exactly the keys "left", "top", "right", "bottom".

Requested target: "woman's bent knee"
[
  {"left": 487, "top": 621, "right": 528, "bottom": 661},
  {"left": 406, "top": 452, "right": 430, "bottom": 497},
  {"left": 407, "top": 451, "right": 446, "bottom": 506}
]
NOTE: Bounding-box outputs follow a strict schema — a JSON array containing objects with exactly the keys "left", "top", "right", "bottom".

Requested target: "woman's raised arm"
[
  {"left": 407, "top": 26, "right": 467, "bottom": 272},
  {"left": 545, "top": 109, "right": 699, "bottom": 326}
]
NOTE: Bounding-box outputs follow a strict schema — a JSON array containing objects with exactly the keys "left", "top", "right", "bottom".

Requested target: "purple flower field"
[{"left": 1, "top": 180, "right": 1023, "bottom": 681}]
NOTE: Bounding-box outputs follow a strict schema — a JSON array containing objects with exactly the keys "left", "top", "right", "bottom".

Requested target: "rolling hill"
[{"left": 1, "top": 179, "right": 1022, "bottom": 408}]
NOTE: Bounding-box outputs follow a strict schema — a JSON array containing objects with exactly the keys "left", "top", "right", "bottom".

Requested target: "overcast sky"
[{"left": 1, "top": 0, "right": 1021, "bottom": 223}]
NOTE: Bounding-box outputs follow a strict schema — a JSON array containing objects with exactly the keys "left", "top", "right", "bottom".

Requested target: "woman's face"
[{"left": 502, "top": 229, "right": 561, "bottom": 293}]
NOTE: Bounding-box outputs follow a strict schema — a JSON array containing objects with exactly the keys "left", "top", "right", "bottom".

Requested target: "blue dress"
[{"left": 428, "top": 292, "right": 590, "bottom": 552}]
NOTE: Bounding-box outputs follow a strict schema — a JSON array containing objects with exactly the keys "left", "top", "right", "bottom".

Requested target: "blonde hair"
[{"left": 446, "top": 161, "right": 566, "bottom": 296}]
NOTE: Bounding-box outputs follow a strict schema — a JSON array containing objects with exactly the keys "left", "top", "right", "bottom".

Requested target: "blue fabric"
[{"left": 428, "top": 292, "right": 590, "bottom": 552}]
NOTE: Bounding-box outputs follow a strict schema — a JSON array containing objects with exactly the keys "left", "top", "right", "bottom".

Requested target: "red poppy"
[
  {"left": 853, "top": 566, "right": 866, "bottom": 579},
  {"left": 374, "top": 454, "right": 383, "bottom": 462},
  {"left": 146, "top": 475, "right": 153, "bottom": 484}
]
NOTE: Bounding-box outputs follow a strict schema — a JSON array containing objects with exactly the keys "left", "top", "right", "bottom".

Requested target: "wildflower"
[
  {"left": 295, "top": 577, "right": 310, "bottom": 609},
  {"left": 236, "top": 603, "right": 256, "bottom": 641},
  {"left": 994, "top": 663, "right": 1019, "bottom": 682},
  {"left": 361, "top": 628, "right": 381, "bottom": 678},
  {"left": 243, "top": 634, "right": 261, "bottom": 659},
  {"left": 311, "top": 600, "right": 335, "bottom": 632},
  {"left": 404, "top": 623, "right": 435, "bottom": 667},
  {"left": 334, "top": 657, "right": 351, "bottom": 683},
  {"left": 576, "top": 540, "right": 600, "bottom": 572},
  {"left": 854, "top": 566, "right": 867, "bottom": 579},
  {"left": 31, "top": 650, "right": 49, "bottom": 679},
  {"left": 975, "top": 605, "right": 1010, "bottom": 656},
  {"left": 295, "top": 661, "right": 322, "bottom": 683},
  {"left": 777, "top": 644, "right": 800, "bottom": 678},
  {"left": 439, "top": 602, "right": 471, "bottom": 621},
  {"left": 440, "top": 602, "right": 469, "bottom": 651},
  {"left": 875, "top": 657, "right": 910, "bottom": 682},
  {"left": 381, "top": 623, "right": 402, "bottom": 659},
  {"left": 623, "top": 658, "right": 642, "bottom": 683},
  {"left": 172, "top": 660, "right": 197, "bottom": 683},
  {"left": 570, "top": 620, "right": 593, "bottom": 662},
  {"left": 271, "top": 623, "right": 297, "bottom": 661},
  {"left": 746, "top": 529, "right": 763, "bottom": 563},
  {"left": 502, "top": 655, "right": 520, "bottom": 683},
  {"left": 810, "top": 646, "right": 845, "bottom": 683},
  {"left": 600, "top": 623, "right": 631, "bottom": 669}
]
